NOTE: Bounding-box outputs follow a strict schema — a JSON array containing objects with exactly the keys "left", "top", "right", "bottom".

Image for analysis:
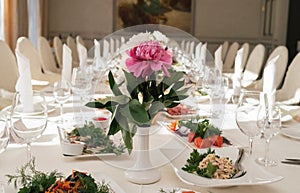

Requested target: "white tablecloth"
[{"left": 1, "top": 91, "right": 300, "bottom": 193}]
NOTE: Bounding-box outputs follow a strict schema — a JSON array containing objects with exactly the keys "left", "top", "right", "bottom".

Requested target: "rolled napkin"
[
  {"left": 94, "top": 39, "right": 101, "bottom": 60},
  {"left": 214, "top": 45, "right": 223, "bottom": 73},
  {"left": 263, "top": 55, "right": 280, "bottom": 107},
  {"left": 195, "top": 42, "right": 202, "bottom": 60},
  {"left": 232, "top": 48, "right": 244, "bottom": 96},
  {"left": 15, "top": 50, "right": 34, "bottom": 112},
  {"left": 103, "top": 39, "right": 109, "bottom": 59},
  {"left": 200, "top": 43, "right": 207, "bottom": 66},
  {"left": 62, "top": 44, "right": 72, "bottom": 82},
  {"left": 77, "top": 42, "right": 87, "bottom": 68},
  {"left": 109, "top": 38, "right": 114, "bottom": 54}
]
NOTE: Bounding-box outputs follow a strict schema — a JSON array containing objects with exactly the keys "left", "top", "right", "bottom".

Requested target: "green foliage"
[
  {"left": 86, "top": 69, "right": 188, "bottom": 153},
  {"left": 178, "top": 117, "right": 222, "bottom": 138},
  {"left": 182, "top": 148, "right": 217, "bottom": 179},
  {"left": 6, "top": 158, "right": 62, "bottom": 193}
]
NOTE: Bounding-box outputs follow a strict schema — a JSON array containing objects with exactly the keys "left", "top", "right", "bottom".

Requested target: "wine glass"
[
  {"left": 256, "top": 105, "right": 281, "bottom": 166},
  {"left": 53, "top": 80, "right": 71, "bottom": 123},
  {"left": 235, "top": 91, "right": 263, "bottom": 156},
  {"left": 0, "top": 112, "right": 9, "bottom": 154},
  {"left": 10, "top": 91, "right": 48, "bottom": 162}
]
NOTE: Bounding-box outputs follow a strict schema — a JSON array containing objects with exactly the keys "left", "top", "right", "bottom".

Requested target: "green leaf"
[
  {"left": 108, "top": 71, "right": 123, "bottom": 96},
  {"left": 108, "top": 118, "right": 121, "bottom": 135},
  {"left": 148, "top": 101, "right": 165, "bottom": 119},
  {"left": 119, "top": 99, "right": 150, "bottom": 126}
]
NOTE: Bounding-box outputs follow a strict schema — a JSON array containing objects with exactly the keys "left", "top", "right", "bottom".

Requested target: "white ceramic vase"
[{"left": 124, "top": 125, "right": 161, "bottom": 184}]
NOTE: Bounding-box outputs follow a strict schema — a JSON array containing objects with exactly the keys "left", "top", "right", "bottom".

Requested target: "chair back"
[
  {"left": 66, "top": 36, "right": 79, "bottom": 68},
  {"left": 38, "top": 36, "right": 60, "bottom": 74},
  {"left": 0, "top": 40, "right": 19, "bottom": 92},
  {"left": 276, "top": 52, "right": 300, "bottom": 101},
  {"left": 223, "top": 42, "right": 239, "bottom": 70},
  {"left": 53, "top": 36, "right": 63, "bottom": 68},
  {"left": 242, "top": 44, "right": 266, "bottom": 84},
  {"left": 240, "top": 42, "right": 250, "bottom": 70},
  {"left": 76, "top": 35, "right": 86, "bottom": 48},
  {"left": 221, "top": 41, "right": 229, "bottom": 62}
]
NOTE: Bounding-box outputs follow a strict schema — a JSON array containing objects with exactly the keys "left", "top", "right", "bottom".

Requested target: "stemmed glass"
[
  {"left": 10, "top": 92, "right": 48, "bottom": 162},
  {"left": 256, "top": 105, "right": 281, "bottom": 166},
  {"left": 235, "top": 91, "right": 263, "bottom": 156},
  {"left": 53, "top": 80, "right": 71, "bottom": 124}
]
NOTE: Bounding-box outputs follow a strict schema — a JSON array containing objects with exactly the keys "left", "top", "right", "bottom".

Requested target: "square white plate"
[{"left": 160, "top": 147, "right": 283, "bottom": 188}]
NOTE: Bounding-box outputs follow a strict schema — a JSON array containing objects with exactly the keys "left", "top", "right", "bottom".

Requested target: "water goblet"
[
  {"left": 256, "top": 105, "right": 281, "bottom": 166},
  {"left": 10, "top": 92, "right": 48, "bottom": 162},
  {"left": 235, "top": 91, "right": 263, "bottom": 156},
  {"left": 53, "top": 80, "right": 71, "bottom": 123}
]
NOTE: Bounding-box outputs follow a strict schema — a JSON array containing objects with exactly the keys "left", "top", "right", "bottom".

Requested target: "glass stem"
[
  {"left": 264, "top": 138, "right": 271, "bottom": 166},
  {"left": 27, "top": 143, "right": 31, "bottom": 162},
  {"left": 60, "top": 103, "right": 64, "bottom": 123},
  {"left": 249, "top": 137, "right": 254, "bottom": 156}
]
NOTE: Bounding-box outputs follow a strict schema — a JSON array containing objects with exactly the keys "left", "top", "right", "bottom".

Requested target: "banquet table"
[{"left": 1, "top": 86, "right": 300, "bottom": 193}]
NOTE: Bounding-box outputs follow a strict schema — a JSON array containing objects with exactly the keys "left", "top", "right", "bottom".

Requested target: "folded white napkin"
[
  {"left": 214, "top": 45, "right": 223, "bottom": 73},
  {"left": 62, "top": 44, "right": 72, "bottom": 82},
  {"left": 200, "top": 43, "right": 207, "bottom": 66},
  {"left": 263, "top": 55, "right": 280, "bottom": 107},
  {"left": 195, "top": 42, "right": 202, "bottom": 60},
  {"left": 189, "top": 41, "right": 195, "bottom": 57},
  {"left": 232, "top": 48, "right": 244, "bottom": 96},
  {"left": 110, "top": 38, "right": 114, "bottom": 54},
  {"left": 15, "top": 50, "right": 34, "bottom": 112},
  {"left": 94, "top": 39, "right": 105, "bottom": 69},
  {"left": 77, "top": 42, "right": 87, "bottom": 68},
  {"left": 103, "top": 39, "right": 109, "bottom": 58}
]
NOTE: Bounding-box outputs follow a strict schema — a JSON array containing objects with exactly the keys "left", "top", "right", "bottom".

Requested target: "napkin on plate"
[
  {"left": 62, "top": 44, "right": 72, "bottom": 82},
  {"left": 232, "top": 48, "right": 244, "bottom": 96},
  {"left": 103, "top": 39, "right": 110, "bottom": 59},
  {"left": 77, "top": 42, "right": 87, "bottom": 68},
  {"left": 195, "top": 42, "right": 202, "bottom": 60},
  {"left": 263, "top": 55, "right": 280, "bottom": 107},
  {"left": 94, "top": 39, "right": 106, "bottom": 70},
  {"left": 200, "top": 43, "right": 207, "bottom": 66},
  {"left": 214, "top": 45, "right": 223, "bottom": 73},
  {"left": 15, "top": 50, "right": 34, "bottom": 113}
]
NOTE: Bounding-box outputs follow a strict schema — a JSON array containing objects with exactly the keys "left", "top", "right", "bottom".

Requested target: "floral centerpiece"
[{"left": 86, "top": 31, "right": 189, "bottom": 153}]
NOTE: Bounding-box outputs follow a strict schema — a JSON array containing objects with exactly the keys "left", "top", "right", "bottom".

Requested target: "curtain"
[
  {"left": 39, "top": 0, "right": 48, "bottom": 37},
  {"left": 4, "top": 0, "right": 28, "bottom": 50},
  {"left": 27, "top": 0, "right": 38, "bottom": 47},
  {"left": 0, "top": 0, "right": 4, "bottom": 40}
]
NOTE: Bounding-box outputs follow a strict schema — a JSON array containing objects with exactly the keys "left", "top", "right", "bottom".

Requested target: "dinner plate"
[
  {"left": 1, "top": 104, "right": 55, "bottom": 116},
  {"left": 280, "top": 127, "right": 300, "bottom": 140},
  {"left": 160, "top": 147, "right": 283, "bottom": 188},
  {"left": 164, "top": 109, "right": 211, "bottom": 120}
]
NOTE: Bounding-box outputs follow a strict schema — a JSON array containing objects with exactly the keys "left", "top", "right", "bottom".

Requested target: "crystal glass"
[
  {"left": 53, "top": 80, "right": 71, "bottom": 123},
  {"left": 10, "top": 92, "right": 48, "bottom": 161},
  {"left": 256, "top": 105, "right": 281, "bottom": 166},
  {"left": 235, "top": 91, "right": 263, "bottom": 155},
  {"left": 0, "top": 112, "right": 9, "bottom": 154}
]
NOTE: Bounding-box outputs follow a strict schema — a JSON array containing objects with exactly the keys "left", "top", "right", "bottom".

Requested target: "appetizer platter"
[
  {"left": 159, "top": 116, "right": 231, "bottom": 149},
  {"left": 58, "top": 122, "right": 127, "bottom": 157}
]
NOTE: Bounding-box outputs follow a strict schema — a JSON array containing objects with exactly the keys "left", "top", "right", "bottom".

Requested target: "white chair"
[
  {"left": 53, "top": 36, "right": 63, "bottom": 69},
  {"left": 16, "top": 37, "right": 61, "bottom": 86},
  {"left": 66, "top": 36, "right": 79, "bottom": 68},
  {"left": 240, "top": 42, "right": 250, "bottom": 70},
  {"left": 241, "top": 44, "right": 266, "bottom": 88},
  {"left": 38, "top": 36, "right": 61, "bottom": 74},
  {"left": 0, "top": 40, "right": 19, "bottom": 92},
  {"left": 223, "top": 42, "right": 239, "bottom": 72},
  {"left": 76, "top": 35, "right": 86, "bottom": 48},
  {"left": 250, "top": 45, "right": 288, "bottom": 91},
  {"left": 276, "top": 52, "right": 300, "bottom": 103},
  {"left": 221, "top": 41, "right": 229, "bottom": 62}
]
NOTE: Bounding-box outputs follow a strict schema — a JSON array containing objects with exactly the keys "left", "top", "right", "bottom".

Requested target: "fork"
[{"left": 232, "top": 148, "right": 247, "bottom": 178}]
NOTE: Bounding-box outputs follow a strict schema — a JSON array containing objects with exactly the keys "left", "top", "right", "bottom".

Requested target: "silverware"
[
  {"left": 223, "top": 136, "right": 233, "bottom": 145},
  {"left": 281, "top": 158, "right": 300, "bottom": 165},
  {"left": 232, "top": 148, "right": 247, "bottom": 178}
]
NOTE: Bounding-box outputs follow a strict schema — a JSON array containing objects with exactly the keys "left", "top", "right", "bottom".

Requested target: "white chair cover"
[
  {"left": 240, "top": 42, "right": 250, "bottom": 71},
  {"left": 223, "top": 42, "right": 239, "bottom": 71},
  {"left": 38, "top": 36, "right": 60, "bottom": 74},
  {"left": 53, "top": 36, "right": 63, "bottom": 69},
  {"left": 66, "top": 36, "right": 79, "bottom": 68},
  {"left": 221, "top": 41, "right": 229, "bottom": 62}
]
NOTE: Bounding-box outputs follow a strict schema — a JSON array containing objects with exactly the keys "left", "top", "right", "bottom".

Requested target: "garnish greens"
[
  {"left": 69, "top": 121, "right": 126, "bottom": 155},
  {"left": 6, "top": 158, "right": 62, "bottom": 193},
  {"left": 159, "top": 188, "right": 178, "bottom": 193},
  {"left": 182, "top": 148, "right": 217, "bottom": 179},
  {"left": 178, "top": 118, "right": 221, "bottom": 138}
]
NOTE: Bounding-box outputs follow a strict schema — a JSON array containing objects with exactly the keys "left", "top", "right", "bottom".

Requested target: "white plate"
[
  {"left": 1, "top": 104, "right": 55, "bottom": 116},
  {"left": 281, "top": 114, "right": 293, "bottom": 122},
  {"left": 281, "top": 127, "right": 300, "bottom": 140},
  {"left": 160, "top": 147, "right": 283, "bottom": 188}
]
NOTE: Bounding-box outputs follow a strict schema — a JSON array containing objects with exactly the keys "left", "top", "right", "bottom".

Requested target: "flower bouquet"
[{"left": 86, "top": 30, "right": 189, "bottom": 153}]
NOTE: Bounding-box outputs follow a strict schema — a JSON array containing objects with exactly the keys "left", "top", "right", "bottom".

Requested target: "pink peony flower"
[{"left": 125, "top": 41, "right": 172, "bottom": 78}]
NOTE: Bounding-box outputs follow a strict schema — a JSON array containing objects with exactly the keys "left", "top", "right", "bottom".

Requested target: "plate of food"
[
  {"left": 158, "top": 117, "right": 232, "bottom": 149},
  {"left": 58, "top": 121, "right": 127, "bottom": 157},
  {"left": 165, "top": 104, "right": 210, "bottom": 120},
  {"left": 7, "top": 159, "right": 125, "bottom": 193},
  {"left": 158, "top": 187, "right": 200, "bottom": 193},
  {"left": 160, "top": 147, "right": 283, "bottom": 188}
]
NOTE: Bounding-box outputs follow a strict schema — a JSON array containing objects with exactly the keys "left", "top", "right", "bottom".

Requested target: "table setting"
[{"left": 0, "top": 24, "right": 300, "bottom": 193}]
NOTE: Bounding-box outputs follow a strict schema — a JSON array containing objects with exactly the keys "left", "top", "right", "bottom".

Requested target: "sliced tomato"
[
  {"left": 188, "top": 132, "right": 196, "bottom": 143},
  {"left": 201, "top": 138, "right": 213, "bottom": 148},
  {"left": 182, "top": 191, "right": 195, "bottom": 193},
  {"left": 193, "top": 136, "right": 203, "bottom": 148},
  {"left": 213, "top": 135, "right": 223, "bottom": 147},
  {"left": 167, "top": 121, "right": 178, "bottom": 131}
]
